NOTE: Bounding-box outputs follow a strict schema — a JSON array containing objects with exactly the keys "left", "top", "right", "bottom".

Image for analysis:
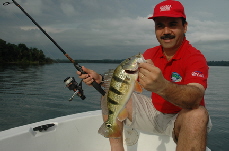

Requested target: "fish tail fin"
[{"left": 98, "top": 122, "right": 122, "bottom": 138}]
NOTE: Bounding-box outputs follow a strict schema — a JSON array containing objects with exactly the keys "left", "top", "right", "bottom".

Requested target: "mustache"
[{"left": 161, "top": 34, "right": 175, "bottom": 39}]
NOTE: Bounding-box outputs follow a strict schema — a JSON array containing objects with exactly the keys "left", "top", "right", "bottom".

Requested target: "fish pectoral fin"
[
  {"left": 117, "top": 108, "right": 128, "bottom": 122},
  {"left": 134, "top": 81, "right": 143, "bottom": 93}
]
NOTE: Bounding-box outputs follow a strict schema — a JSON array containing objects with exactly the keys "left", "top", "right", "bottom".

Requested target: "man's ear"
[{"left": 184, "top": 22, "right": 188, "bottom": 34}]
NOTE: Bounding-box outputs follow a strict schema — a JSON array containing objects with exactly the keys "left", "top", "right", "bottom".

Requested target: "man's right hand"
[{"left": 76, "top": 66, "right": 102, "bottom": 86}]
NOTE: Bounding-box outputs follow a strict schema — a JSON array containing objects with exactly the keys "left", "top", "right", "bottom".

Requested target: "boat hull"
[{"left": 0, "top": 110, "right": 210, "bottom": 151}]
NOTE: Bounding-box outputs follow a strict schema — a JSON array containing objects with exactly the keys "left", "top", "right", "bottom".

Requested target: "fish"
[{"left": 98, "top": 53, "right": 145, "bottom": 138}]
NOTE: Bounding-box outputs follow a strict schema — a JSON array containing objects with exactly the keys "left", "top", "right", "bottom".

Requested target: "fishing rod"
[{"left": 3, "top": 0, "right": 106, "bottom": 100}]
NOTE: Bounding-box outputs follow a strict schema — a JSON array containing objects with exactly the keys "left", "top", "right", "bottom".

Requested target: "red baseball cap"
[{"left": 148, "top": 0, "right": 186, "bottom": 19}]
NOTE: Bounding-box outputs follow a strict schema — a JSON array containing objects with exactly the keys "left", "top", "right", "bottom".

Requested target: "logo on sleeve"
[
  {"left": 171, "top": 72, "right": 182, "bottom": 82},
  {"left": 191, "top": 71, "right": 205, "bottom": 78}
]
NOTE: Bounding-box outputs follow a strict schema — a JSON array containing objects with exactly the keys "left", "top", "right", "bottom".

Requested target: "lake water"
[{"left": 0, "top": 63, "right": 228, "bottom": 151}]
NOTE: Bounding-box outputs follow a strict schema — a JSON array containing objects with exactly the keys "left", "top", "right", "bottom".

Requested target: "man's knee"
[
  {"left": 179, "top": 106, "right": 208, "bottom": 122},
  {"left": 187, "top": 106, "right": 209, "bottom": 124},
  {"left": 174, "top": 106, "right": 209, "bottom": 137}
]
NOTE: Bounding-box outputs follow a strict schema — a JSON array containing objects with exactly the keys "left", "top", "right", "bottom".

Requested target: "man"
[{"left": 77, "top": 0, "right": 212, "bottom": 150}]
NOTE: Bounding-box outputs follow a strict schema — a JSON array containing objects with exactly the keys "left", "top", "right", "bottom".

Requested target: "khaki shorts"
[{"left": 125, "top": 93, "right": 212, "bottom": 139}]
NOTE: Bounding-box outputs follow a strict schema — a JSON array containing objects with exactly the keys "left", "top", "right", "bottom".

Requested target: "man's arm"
[
  {"left": 157, "top": 82, "right": 205, "bottom": 109},
  {"left": 138, "top": 60, "right": 205, "bottom": 109}
]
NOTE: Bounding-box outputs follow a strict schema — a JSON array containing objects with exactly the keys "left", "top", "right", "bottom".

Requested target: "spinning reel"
[{"left": 64, "top": 77, "right": 86, "bottom": 101}]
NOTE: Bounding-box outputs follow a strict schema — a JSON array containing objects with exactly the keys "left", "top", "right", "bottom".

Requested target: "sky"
[{"left": 0, "top": 0, "right": 229, "bottom": 61}]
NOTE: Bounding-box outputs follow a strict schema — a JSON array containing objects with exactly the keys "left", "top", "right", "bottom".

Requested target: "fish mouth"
[
  {"left": 123, "top": 54, "right": 145, "bottom": 73},
  {"left": 125, "top": 70, "right": 138, "bottom": 74}
]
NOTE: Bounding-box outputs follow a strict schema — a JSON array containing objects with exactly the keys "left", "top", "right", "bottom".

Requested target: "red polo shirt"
[{"left": 143, "top": 38, "right": 208, "bottom": 114}]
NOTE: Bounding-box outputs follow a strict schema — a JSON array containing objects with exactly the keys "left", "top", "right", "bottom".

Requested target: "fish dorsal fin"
[
  {"left": 117, "top": 108, "right": 128, "bottom": 122},
  {"left": 134, "top": 81, "right": 143, "bottom": 93}
]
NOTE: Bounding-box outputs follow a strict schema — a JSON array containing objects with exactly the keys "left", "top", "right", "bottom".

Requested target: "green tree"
[{"left": 0, "top": 38, "right": 53, "bottom": 64}]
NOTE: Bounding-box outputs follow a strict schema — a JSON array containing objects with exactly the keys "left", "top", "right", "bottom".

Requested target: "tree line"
[
  {"left": 55, "top": 60, "right": 229, "bottom": 66},
  {"left": 0, "top": 38, "right": 228, "bottom": 66},
  {"left": 207, "top": 61, "right": 229, "bottom": 66},
  {"left": 0, "top": 39, "right": 53, "bottom": 64}
]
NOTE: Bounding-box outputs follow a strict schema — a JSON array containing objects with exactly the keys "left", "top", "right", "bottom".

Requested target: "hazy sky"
[{"left": 1, "top": 0, "right": 229, "bottom": 61}]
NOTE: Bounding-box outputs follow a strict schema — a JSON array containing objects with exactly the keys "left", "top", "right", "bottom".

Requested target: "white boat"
[{"left": 0, "top": 110, "right": 211, "bottom": 151}]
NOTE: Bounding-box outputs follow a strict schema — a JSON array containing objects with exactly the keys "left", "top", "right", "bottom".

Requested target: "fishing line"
[
  {"left": 3, "top": 2, "right": 70, "bottom": 82},
  {"left": 2, "top": 8, "right": 80, "bottom": 101},
  {"left": 3, "top": 0, "right": 106, "bottom": 99}
]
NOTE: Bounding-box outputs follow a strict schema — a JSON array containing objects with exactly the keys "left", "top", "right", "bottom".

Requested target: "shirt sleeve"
[
  {"left": 143, "top": 48, "right": 153, "bottom": 60},
  {"left": 183, "top": 53, "right": 209, "bottom": 89},
  {"left": 143, "top": 46, "right": 161, "bottom": 60}
]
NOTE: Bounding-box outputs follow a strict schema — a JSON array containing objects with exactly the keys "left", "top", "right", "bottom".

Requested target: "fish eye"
[{"left": 106, "top": 124, "right": 112, "bottom": 128}]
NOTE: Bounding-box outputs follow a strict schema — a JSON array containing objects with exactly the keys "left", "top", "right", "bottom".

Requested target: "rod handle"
[{"left": 73, "top": 62, "right": 106, "bottom": 96}]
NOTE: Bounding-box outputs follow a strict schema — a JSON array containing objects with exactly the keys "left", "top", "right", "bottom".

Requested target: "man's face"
[{"left": 154, "top": 17, "right": 187, "bottom": 51}]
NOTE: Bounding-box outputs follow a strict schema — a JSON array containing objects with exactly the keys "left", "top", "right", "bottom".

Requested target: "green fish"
[{"left": 98, "top": 53, "right": 145, "bottom": 138}]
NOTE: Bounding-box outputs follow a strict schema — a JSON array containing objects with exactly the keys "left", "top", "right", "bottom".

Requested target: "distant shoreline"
[
  {"left": 2, "top": 60, "right": 229, "bottom": 66},
  {"left": 1, "top": 38, "right": 228, "bottom": 66},
  {"left": 54, "top": 59, "right": 229, "bottom": 66}
]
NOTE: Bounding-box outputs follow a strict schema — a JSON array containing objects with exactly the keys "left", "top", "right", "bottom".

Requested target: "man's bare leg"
[{"left": 174, "top": 106, "right": 209, "bottom": 151}]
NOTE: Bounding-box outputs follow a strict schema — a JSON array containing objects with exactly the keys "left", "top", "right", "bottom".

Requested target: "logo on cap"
[
  {"left": 160, "top": 5, "right": 172, "bottom": 12},
  {"left": 148, "top": 0, "right": 186, "bottom": 19}
]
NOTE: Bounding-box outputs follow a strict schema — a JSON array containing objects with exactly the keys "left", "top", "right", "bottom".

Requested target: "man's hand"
[
  {"left": 138, "top": 60, "right": 204, "bottom": 109},
  {"left": 76, "top": 66, "right": 102, "bottom": 86},
  {"left": 138, "top": 59, "right": 168, "bottom": 94}
]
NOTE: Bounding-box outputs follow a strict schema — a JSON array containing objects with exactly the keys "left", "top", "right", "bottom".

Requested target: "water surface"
[{"left": 0, "top": 64, "right": 228, "bottom": 150}]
